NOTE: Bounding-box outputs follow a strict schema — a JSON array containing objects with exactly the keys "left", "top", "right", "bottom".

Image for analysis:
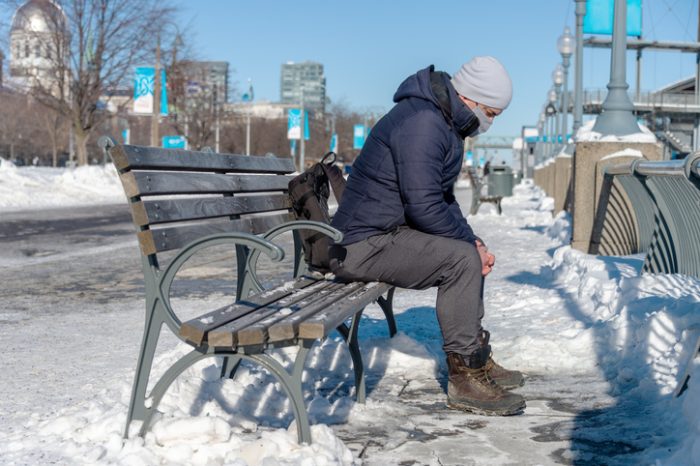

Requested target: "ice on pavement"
[{"left": 1, "top": 162, "right": 699, "bottom": 465}]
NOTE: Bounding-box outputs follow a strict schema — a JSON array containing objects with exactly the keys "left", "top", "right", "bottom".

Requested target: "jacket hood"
[
  {"left": 393, "top": 65, "right": 438, "bottom": 105},
  {"left": 393, "top": 65, "right": 479, "bottom": 138}
]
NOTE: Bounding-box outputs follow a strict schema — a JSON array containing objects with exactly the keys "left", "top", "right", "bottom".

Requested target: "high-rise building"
[{"left": 280, "top": 61, "right": 326, "bottom": 113}]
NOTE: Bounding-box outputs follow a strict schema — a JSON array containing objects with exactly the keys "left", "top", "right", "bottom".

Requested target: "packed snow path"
[{"left": 0, "top": 175, "right": 698, "bottom": 465}]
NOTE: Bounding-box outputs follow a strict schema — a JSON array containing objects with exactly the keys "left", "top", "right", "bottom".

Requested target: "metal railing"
[
  {"left": 584, "top": 89, "right": 700, "bottom": 112},
  {"left": 590, "top": 154, "right": 700, "bottom": 278}
]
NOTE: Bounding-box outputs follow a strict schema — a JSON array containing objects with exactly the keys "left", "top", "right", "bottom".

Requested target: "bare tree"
[
  {"left": 0, "top": 89, "right": 53, "bottom": 162},
  {"left": 40, "top": 103, "right": 66, "bottom": 166},
  {"left": 167, "top": 59, "right": 226, "bottom": 151},
  {"left": 8, "top": 0, "right": 175, "bottom": 165}
]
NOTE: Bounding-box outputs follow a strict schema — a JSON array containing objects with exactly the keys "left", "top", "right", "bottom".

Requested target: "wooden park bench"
[
  {"left": 100, "top": 138, "right": 397, "bottom": 444},
  {"left": 466, "top": 167, "right": 502, "bottom": 215}
]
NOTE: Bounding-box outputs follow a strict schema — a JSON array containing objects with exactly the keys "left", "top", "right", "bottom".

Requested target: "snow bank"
[
  {"left": 575, "top": 119, "right": 657, "bottom": 143},
  {"left": 0, "top": 160, "right": 125, "bottom": 212}
]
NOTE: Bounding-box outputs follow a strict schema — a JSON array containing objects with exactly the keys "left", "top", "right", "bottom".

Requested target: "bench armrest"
[
  {"left": 262, "top": 220, "right": 343, "bottom": 243},
  {"left": 241, "top": 221, "right": 344, "bottom": 296},
  {"left": 157, "top": 232, "right": 285, "bottom": 331}
]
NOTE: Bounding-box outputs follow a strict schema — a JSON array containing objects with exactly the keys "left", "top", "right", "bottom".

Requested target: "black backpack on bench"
[{"left": 288, "top": 152, "right": 346, "bottom": 273}]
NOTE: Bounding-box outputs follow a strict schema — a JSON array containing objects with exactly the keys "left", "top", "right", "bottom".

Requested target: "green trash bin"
[{"left": 487, "top": 165, "right": 514, "bottom": 197}]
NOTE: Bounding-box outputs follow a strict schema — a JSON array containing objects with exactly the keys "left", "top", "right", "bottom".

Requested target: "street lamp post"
[
  {"left": 552, "top": 64, "right": 564, "bottom": 150},
  {"left": 592, "top": 0, "right": 640, "bottom": 136},
  {"left": 299, "top": 90, "right": 305, "bottom": 171},
  {"left": 150, "top": 32, "right": 161, "bottom": 147},
  {"left": 151, "top": 27, "right": 182, "bottom": 148},
  {"left": 547, "top": 88, "right": 557, "bottom": 158},
  {"left": 573, "top": 0, "right": 586, "bottom": 136},
  {"left": 214, "top": 83, "right": 221, "bottom": 153},
  {"left": 558, "top": 27, "right": 574, "bottom": 145},
  {"left": 537, "top": 113, "right": 545, "bottom": 167}
]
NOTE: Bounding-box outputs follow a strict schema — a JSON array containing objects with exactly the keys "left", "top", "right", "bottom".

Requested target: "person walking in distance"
[{"left": 329, "top": 56, "right": 525, "bottom": 415}]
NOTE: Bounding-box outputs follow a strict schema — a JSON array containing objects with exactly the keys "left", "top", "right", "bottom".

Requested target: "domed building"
[{"left": 9, "top": 0, "right": 68, "bottom": 94}]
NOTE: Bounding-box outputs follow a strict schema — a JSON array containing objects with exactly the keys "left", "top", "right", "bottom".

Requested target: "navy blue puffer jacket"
[{"left": 332, "top": 66, "right": 480, "bottom": 246}]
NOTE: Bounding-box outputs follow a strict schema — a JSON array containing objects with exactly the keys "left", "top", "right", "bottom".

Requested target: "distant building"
[
  {"left": 9, "top": 0, "right": 69, "bottom": 96},
  {"left": 280, "top": 61, "right": 326, "bottom": 113},
  {"left": 179, "top": 60, "right": 229, "bottom": 105}
]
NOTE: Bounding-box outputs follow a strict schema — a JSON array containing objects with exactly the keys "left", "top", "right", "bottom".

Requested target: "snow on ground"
[
  {"left": 0, "top": 159, "right": 125, "bottom": 212},
  {"left": 1, "top": 166, "right": 699, "bottom": 465}
]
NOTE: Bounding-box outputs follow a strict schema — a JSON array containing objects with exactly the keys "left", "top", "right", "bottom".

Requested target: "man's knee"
[
  {"left": 438, "top": 241, "right": 481, "bottom": 285},
  {"left": 452, "top": 242, "right": 481, "bottom": 272}
]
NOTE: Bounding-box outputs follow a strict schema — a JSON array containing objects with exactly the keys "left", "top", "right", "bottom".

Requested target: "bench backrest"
[{"left": 108, "top": 144, "right": 296, "bottom": 263}]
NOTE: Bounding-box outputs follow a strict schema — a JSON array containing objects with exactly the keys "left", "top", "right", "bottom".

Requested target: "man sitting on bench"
[{"left": 329, "top": 57, "right": 525, "bottom": 416}]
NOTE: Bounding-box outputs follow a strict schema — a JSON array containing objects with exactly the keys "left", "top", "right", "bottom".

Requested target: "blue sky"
[{"left": 178, "top": 0, "right": 700, "bottom": 138}]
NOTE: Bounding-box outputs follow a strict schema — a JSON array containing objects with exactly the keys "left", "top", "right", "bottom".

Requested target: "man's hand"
[{"left": 475, "top": 239, "right": 495, "bottom": 276}]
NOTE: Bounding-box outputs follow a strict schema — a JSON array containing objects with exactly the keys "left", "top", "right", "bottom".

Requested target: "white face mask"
[{"left": 472, "top": 106, "right": 493, "bottom": 134}]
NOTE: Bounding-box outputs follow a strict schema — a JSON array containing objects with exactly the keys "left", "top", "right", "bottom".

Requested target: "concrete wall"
[
  {"left": 571, "top": 141, "right": 663, "bottom": 252},
  {"left": 554, "top": 155, "right": 572, "bottom": 214}
]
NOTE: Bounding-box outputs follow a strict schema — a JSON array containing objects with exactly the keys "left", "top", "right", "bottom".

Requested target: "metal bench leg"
[
  {"left": 124, "top": 298, "right": 163, "bottom": 438},
  {"left": 236, "top": 244, "right": 255, "bottom": 300},
  {"left": 376, "top": 287, "right": 397, "bottom": 337},
  {"left": 138, "top": 349, "right": 222, "bottom": 437},
  {"left": 251, "top": 351, "right": 312, "bottom": 444},
  {"left": 133, "top": 347, "right": 313, "bottom": 445},
  {"left": 337, "top": 310, "right": 366, "bottom": 403},
  {"left": 221, "top": 356, "right": 242, "bottom": 379}
]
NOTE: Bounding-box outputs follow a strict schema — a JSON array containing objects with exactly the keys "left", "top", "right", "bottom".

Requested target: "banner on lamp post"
[
  {"left": 330, "top": 133, "right": 338, "bottom": 153},
  {"left": 353, "top": 124, "right": 366, "bottom": 149},
  {"left": 133, "top": 67, "right": 168, "bottom": 115},
  {"left": 583, "top": 0, "right": 642, "bottom": 37},
  {"left": 287, "top": 109, "right": 309, "bottom": 140}
]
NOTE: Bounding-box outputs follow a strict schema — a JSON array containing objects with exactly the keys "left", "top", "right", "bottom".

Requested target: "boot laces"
[{"left": 472, "top": 365, "right": 499, "bottom": 389}]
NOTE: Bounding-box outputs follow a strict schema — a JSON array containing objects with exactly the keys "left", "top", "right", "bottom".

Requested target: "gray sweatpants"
[{"left": 329, "top": 226, "right": 485, "bottom": 356}]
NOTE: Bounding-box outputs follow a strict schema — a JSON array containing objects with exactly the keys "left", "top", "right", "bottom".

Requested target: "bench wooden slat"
[
  {"left": 111, "top": 145, "right": 295, "bottom": 174},
  {"left": 138, "top": 212, "right": 295, "bottom": 255},
  {"left": 298, "top": 283, "right": 392, "bottom": 339},
  {"left": 179, "top": 276, "right": 320, "bottom": 345},
  {"left": 238, "top": 282, "right": 367, "bottom": 346},
  {"left": 208, "top": 280, "right": 342, "bottom": 348},
  {"left": 131, "top": 194, "right": 292, "bottom": 226},
  {"left": 120, "top": 171, "right": 293, "bottom": 198}
]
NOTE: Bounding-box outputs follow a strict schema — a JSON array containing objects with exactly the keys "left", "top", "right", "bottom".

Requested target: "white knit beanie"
[{"left": 451, "top": 56, "right": 513, "bottom": 110}]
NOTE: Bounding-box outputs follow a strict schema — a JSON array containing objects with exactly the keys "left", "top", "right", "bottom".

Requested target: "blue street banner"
[
  {"left": 583, "top": 0, "right": 642, "bottom": 37},
  {"left": 353, "top": 124, "right": 366, "bottom": 150},
  {"left": 122, "top": 129, "right": 130, "bottom": 144},
  {"left": 133, "top": 67, "right": 168, "bottom": 115},
  {"left": 287, "top": 109, "right": 309, "bottom": 140},
  {"left": 330, "top": 133, "right": 338, "bottom": 153},
  {"left": 162, "top": 135, "right": 186, "bottom": 149},
  {"left": 465, "top": 150, "right": 474, "bottom": 166}
]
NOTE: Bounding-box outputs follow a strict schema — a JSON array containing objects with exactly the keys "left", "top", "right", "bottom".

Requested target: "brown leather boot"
[
  {"left": 446, "top": 352, "right": 526, "bottom": 416},
  {"left": 479, "top": 330, "right": 525, "bottom": 390},
  {"left": 485, "top": 356, "right": 525, "bottom": 389}
]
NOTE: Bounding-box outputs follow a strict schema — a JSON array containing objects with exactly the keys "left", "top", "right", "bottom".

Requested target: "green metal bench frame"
[
  {"left": 466, "top": 167, "right": 502, "bottom": 215},
  {"left": 101, "top": 139, "right": 396, "bottom": 444}
]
